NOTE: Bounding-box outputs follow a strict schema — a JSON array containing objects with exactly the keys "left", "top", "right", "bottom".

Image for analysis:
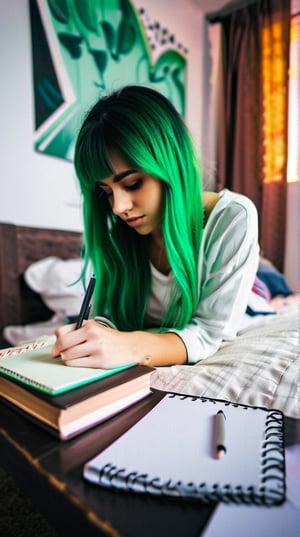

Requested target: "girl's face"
[{"left": 96, "top": 153, "right": 164, "bottom": 238}]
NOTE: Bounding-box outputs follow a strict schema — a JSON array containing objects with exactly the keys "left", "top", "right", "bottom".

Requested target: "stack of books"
[{"left": 0, "top": 339, "right": 153, "bottom": 440}]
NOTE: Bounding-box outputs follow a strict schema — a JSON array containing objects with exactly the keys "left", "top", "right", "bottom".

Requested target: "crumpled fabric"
[
  {"left": 24, "top": 256, "right": 84, "bottom": 316},
  {"left": 3, "top": 256, "right": 85, "bottom": 346}
]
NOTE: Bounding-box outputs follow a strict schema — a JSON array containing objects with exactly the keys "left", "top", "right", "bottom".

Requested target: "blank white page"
[{"left": 83, "top": 393, "right": 285, "bottom": 503}]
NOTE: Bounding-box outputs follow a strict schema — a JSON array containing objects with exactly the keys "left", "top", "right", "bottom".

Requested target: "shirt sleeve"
[{"left": 170, "top": 192, "right": 260, "bottom": 364}]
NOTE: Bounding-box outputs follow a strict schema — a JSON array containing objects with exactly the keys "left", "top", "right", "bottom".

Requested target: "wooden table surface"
[{"left": 0, "top": 391, "right": 216, "bottom": 537}]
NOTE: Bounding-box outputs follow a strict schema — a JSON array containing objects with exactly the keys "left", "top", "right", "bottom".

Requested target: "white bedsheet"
[{"left": 151, "top": 302, "right": 300, "bottom": 418}]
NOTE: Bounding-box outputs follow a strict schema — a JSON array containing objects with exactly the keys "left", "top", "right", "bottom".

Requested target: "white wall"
[
  {"left": 284, "top": 181, "right": 300, "bottom": 292},
  {"left": 1, "top": 1, "right": 297, "bottom": 290},
  {"left": 0, "top": 0, "right": 81, "bottom": 230},
  {"left": 0, "top": 0, "right": 206, "bottom": 232}
]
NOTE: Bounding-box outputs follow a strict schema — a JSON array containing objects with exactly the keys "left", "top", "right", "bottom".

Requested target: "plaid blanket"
[{"left": 151, "top": 301, "right": 300, "bottom": 418}]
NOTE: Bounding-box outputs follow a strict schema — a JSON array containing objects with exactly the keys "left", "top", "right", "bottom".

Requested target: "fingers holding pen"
[
  {"left": 51, "top": 320, "right": 89, "bottom": 359},
  {"left": 51, "top": 320, "right": 112, "bottom": 368},
  {"left": 51, "top": 319, "right": 141, "bottom": 369}
]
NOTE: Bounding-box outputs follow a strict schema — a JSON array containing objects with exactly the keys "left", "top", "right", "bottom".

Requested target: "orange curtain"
[
  {"left": 287, "top": 9, "right": 300, "bottom": 184},
  {"left": 215, "top": 0, "right": 291, "bottom": 271}
]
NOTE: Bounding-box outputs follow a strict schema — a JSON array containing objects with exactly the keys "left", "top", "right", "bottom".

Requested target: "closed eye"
[
  {"left": 94, "top": 177, "right": 144, "bottom": 200},
  {"left": 125, "top": 178, "right": 143, "bottom": 191},
  {"left": 94, "top": 184, "right": 111, "bottom": 199}
]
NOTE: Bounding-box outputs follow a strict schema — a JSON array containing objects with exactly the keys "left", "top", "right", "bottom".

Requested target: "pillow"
[{"left": 25, "top": 257, "right": 84, "bottom": 316}]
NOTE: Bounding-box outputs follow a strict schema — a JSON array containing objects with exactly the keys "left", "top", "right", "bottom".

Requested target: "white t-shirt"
[{"left": 145, "top": 189, "right": 260, "bottom": 364}]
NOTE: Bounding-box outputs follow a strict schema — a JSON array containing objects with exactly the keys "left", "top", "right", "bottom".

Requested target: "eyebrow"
[
  {"left": 98, "top": 169, "right": 138, "bottom": 186},
  {"left": 98, "top": 168, "right": 138, "bottom": 186},
  {"left": 113, "top": 169, "right": 137, "bottom": 183}
]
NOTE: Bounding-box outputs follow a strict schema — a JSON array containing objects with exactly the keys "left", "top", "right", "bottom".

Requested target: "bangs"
[
  {"left": 74, "top": 124, "right": 114, "bottom": 192},
  {"left": 74, "top": 89, "right": 184, "bottom": 193}
]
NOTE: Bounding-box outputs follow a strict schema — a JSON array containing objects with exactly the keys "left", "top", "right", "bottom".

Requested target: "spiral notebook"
[
  {"left": 83, "top": 392, "right": 286, "bottom": 505},
  {"left": 0, "top": 340, "right": 136, "bottom": 395}
]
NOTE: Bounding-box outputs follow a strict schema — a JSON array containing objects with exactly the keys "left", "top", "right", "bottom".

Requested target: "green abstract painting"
[{"left": 30, "top": 0, "right": 188, "bottom": 161}]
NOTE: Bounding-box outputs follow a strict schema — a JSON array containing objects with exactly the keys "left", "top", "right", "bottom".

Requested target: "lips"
[{"left": 126, "top": 216, "right": 145, "bottom": 228}]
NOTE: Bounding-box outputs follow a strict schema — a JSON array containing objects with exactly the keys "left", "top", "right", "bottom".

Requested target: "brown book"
[{"left": 0, "top": 365, "right": 154, "bottom": 440}]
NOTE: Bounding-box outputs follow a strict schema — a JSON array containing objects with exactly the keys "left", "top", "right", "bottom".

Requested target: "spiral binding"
[
  {"left": 0, "top": 340, "right": 51, "bottom": 392},
  {"left": 0, "top": 368, "right": 51, "bottom": 392},
  {"left": 259, "top": 410, "right": 286, "bottom": 504},
  {"left": 96, "top": 393, "right": 285, "bottom": 505}
]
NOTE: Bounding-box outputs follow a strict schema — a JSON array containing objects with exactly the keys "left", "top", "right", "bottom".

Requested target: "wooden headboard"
[{"left": 0, "top": 223, "right": 82, "bottom": 336}]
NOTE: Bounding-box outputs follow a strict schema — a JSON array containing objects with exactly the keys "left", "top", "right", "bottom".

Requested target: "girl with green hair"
[{"left": 52, "top": 85, "right": 259, "bottom": 368}]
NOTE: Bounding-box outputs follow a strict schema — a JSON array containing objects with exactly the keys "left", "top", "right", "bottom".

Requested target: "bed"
[
  {"left": 0, "top": 223, "right": 83, "bottom": 340},
  {"left": 151, "top": 303, "right": 299, "bottom": 419},
  {"left": 0, "top": 222, "right": 299, "bottom": 419}
]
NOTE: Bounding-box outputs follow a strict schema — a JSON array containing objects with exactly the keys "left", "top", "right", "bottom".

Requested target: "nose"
[{"left": 111, "top": 189, "right": 133, "bottom": 216}]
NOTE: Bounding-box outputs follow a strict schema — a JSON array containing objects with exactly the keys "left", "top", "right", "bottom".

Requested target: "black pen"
[
  {"left": 215, "top": 409, "right": 226, "bottom": 459},
  {"left": 75, "top": 274, "right": 96, "bottom": 329}
]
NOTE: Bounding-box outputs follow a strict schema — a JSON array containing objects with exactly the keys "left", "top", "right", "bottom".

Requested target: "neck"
[{"left": 147, "top": 235, "right": 170, "bottom": 275}]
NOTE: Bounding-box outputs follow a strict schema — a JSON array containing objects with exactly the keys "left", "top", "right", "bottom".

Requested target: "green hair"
[{"left": 74, "top": 85, "right": 204, "bottom": 330}]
